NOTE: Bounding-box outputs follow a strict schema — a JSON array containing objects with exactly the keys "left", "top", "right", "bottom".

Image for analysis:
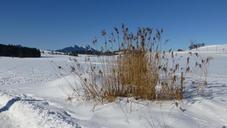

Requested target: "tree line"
[
  {"left": 189, "top": 42, "right": 205, "bottom": 50},
  {"left": 0, "top": 44, "right": 41, "bottom": 57}
]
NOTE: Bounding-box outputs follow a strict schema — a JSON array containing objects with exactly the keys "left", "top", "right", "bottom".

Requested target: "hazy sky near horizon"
[{"left": 0, "top": 0, "right": 227, "bottom": 50}]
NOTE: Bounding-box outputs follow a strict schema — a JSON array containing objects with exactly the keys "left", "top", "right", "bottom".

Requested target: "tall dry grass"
[{"left": 70, "top": 25, "right": 210, "bottom": 103}]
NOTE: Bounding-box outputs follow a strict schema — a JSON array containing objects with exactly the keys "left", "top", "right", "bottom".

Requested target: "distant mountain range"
[{"left": 56, "top": 44, "right": 100, "bottom": 54}]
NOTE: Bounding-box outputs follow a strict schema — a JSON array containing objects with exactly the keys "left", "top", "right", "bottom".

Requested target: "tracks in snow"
[{"left": 0, "top": 91, "right": 82, "bottom": 128}]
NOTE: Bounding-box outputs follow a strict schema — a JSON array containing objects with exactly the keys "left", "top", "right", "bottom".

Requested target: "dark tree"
[{"left": 189, "top": 42, "right": 205, "bottom": 50}]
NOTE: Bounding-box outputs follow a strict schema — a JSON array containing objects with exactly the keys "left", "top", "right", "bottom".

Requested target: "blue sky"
[{"left": 0, "top": 0, "right": 227, "bottom": 50}]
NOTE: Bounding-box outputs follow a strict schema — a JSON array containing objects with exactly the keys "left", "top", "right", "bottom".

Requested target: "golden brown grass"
[
  {"left": 114, "top": 50, "right": 158, "bottom": 100},
  {"left": 70, "top": 25, "right": 210, "bottom": 103}
]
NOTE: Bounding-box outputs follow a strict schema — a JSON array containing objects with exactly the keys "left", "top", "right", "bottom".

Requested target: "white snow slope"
[
  {"left": 1, "top": 45, "right": 227, "bottom": 128},
  {"left": 191, "top": 44, "right": 227, "bottom": 53}
]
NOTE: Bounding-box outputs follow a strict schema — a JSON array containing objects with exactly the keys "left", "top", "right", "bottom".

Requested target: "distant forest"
[
  {"left": 189, "top": 43, "right": 205, "bottom": 50},
  {"left": 0, "top": 44, "right": 41, "bottom": 57}
]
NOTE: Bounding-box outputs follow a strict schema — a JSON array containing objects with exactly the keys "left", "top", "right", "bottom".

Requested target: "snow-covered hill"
[
  {"left": 1, "top": 45, "right": 227, "bottom": 128},
  {"left": 190, "top": 44, "right": 227, "bottom": 53}
]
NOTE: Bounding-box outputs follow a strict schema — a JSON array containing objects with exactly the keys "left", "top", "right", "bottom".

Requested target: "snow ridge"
[{"left": 0, "top": 91, "right": 82, "bottom": 128}]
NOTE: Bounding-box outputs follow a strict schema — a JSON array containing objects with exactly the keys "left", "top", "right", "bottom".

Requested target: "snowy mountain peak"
[{"left": 56, "top": 44, "right": 98, "bottom": 54}]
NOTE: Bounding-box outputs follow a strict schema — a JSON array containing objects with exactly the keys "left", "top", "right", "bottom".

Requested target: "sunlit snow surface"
[{"left": 1, "top": 45, "right": 227, "bottom": 128}]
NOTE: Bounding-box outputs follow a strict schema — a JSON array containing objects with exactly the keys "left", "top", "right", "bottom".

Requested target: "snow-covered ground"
[
  {"left": 189, "top": 44, "right": 227, "bottom": 54},
  {"left": 1, "top": 45, "right": 227, "bottom": 128}
]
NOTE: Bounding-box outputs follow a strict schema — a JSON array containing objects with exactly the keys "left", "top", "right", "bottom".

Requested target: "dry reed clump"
[
  {"left": 83, "top": 25, "right": 165, "bottom": 102},
  {"left": 110, "top": 49, "right": 159, "bottom": 100},
  {"left": 72, "top": 25, "right": 210, "bottom": 103}
]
